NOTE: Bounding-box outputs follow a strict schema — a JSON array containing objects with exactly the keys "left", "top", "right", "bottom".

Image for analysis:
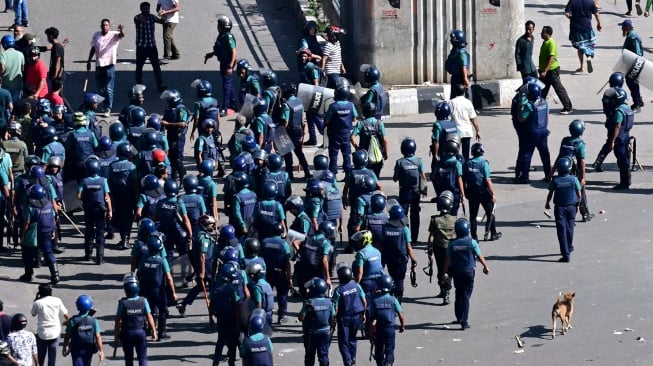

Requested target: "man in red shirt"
[{"left": 25, "top": 45, "right": 48, "bottom": 99}]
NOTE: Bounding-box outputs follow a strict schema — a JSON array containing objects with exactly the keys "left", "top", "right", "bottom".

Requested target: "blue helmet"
[
  {"left": 435, "top": 102, "right": 451, "bottom": 120},
  {"left": 337, "top": 265, "right": 353, "bottom": 282},
  {"left": 233, "top": 171, "right": 249, "bottom": 190},
  {"left": 236, "top": 58, "right": 251, "bottom": 73},
  {"left": 1, "top": 35, "right": 14, "bottom": 49},
  {"left": 248, "top": 314, "right": 266, "bottom": 334},
  {"left": 260, "top": 70, "right": 277, "bottom": 88},
  {"left": 147, "top": 114, "right": 162, "bottom": 131},
  {"left": 38, "top": 98, "right": 51, "bottom": 114},
  {"left": 267, "top": 154, "right": 283, "bottom": 171},
  {"left": 53, "top": 104, "right": 66, "bottom": 115},
  {"left": 400, "top": 138, "right": 416, "bottom": 156},
  {"left": 362, "top": 102, "right": 377, "bottom": 118},
  {"left": 161, "top": 89, "right": 182, "bottom": 106},
  {"left": 220, "top": 261, "right": 238, "bottom": 281},
  {"left": 85, "top": 159, "right": 100, "bottom": 176},
  {"left": 253, "top": 148, "right": 267, "bottom": 163},
  {"left": 199, "top": 158, "right": 215, "bottom": 175},
  {"left": 370, "top": 193, "right": 386, "bottom": 214},
  {"left": 364, "top": 66, "right": 380, "bottom": 84},
  {"left": 306, "top": 277, "right": 328, "bottom": 298},
  {"left": 322, "top": 170, "right": 335, "bottom": 184},
  {"left": 194, "top": 79, "right": 213, "bottom": 98},
  {"left": 29, "top": 165, "right": 45, "bottom": 179},
  {"left": 389, "top": 204, "right": 406, "bottom": 220},
  {"left": 42, "top": 126, "right": 57, "bottom": 143},
  {"left": 352, "top": 150, "right": 368, "bottom": 168},
  {"left": 220, "top": 224, "right": 237, "bottom": 240},
  {"left": 318, "top": 220, "right": 336, "bottom": 238},
  {"left": 201, "top": 118, "right": 216, "bottom": 131},
  {"left": 253, "top": 98, "right": 267, "bottom": 116},
  {"left": 28, "top": 184, "right": 46, "bottom": 200},
  {"left": 313, "top": 154, "right": 329, "bottom": 170},
  {"left": 138, "top": 218, "right": 157, "bottom": 240},
  {"left": 182, "top": 174, "right": 199, "bottom": 193},
  {"left": 130, "top": 107, "right": 146, "bottom": 126},
  {"left": 471, "top": 142, "right": 485, "bottom": 157},
  {"left": 614, "top": 87, "right": 628, "bottom": 105},
  {"left": 450, "top": 29, "right": 466, "bottom": 47},
  {"left": 377, "top": 274, "right": 394, "bottom": 293},
  {"left": 246, "top": 262, "right": 265, "bottom": 280},
  {"left": 261, "top": 181, "right": 278, "bottom": 200},
  {"left": 609, "top": 72, "right": 625, "bottom": 88},
  {"left": 76, "top": 295, "right": 93, "bottom": 313},
  {"left": 454, "top": 218, "right": 470, "bottom": 238},
  {"left": 109, "top": 123, "right": 125, "bottom": 141},
  {"left": 284, "top": 195, "right": 304, "bottom": 213},
  {"left": 361, "top": 175, "right": 377, "bottom": 193},
  {"left": 123, "top": 274, "right": 140, "bottom": 298},
  {"left": 141, "top": 174, "right": 159, "bottom": 191},
  {"left": 116, "top": 142, "right": 132, "bottom": 159},
  {"left": 232, "top": 155, "right": 247, "bottom": 172},
  {"left": 83, "top": 92, "right": 104, "bottom": 105},
  {"left": 147, "top": 234, "right": 164, "bottom": 254},
  {"left": 222, "top": 246, "right": 239, "bottom": 263},
  {"left": 569, "top": 119, "right": 585, "bottom": 137},
  {"left": 557, "top": 157, "right": 573, "bottom": 176},
  {"left": 304, "top": 178, "right": 321, "bottom": 195},
  {"left": 527, "top": 83, "right": 541, "bottom": 101},
  {"left": 98, "top": 136, "right": 113, "bottom": 152},
  {"left": 244, "top": 238, "right": 261, "bottom": 258},
  {"left": 164, "top": 179, "right": 179, "bottom": 197},
  {"left": 127, "top": 84, "right": 146, "bottom": 102},
  {"left": 334, "top": 77, "right": 350, "bottom": 101}
]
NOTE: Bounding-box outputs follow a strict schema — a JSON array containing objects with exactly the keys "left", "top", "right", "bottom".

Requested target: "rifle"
[{"left": 423, "top": 259, "right": 433, "bottom": 283}]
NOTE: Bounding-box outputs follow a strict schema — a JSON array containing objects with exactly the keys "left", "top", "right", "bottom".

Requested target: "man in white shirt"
[
  {"left": 449, "top": 84, "right": 481, "bottom": 161},
  {"left": 30, "top": 284, "right": 70, "bottom": 366},
  {"left": 86, "top": 18, "right": 125, "bottom": 117},
  {"left": 157, "top": 0, "right": 180, "bottom": 60}
]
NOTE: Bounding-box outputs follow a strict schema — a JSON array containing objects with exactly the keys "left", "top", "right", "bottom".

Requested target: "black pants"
[
  {"left": 540, "top": 68, "right": 572, "bottom": 111},
  {"left": 136, "top": 46, "right": 164, "bottom": 89},
  {"left": 468, "top": 194, "right": 497, "bottom": 240}
]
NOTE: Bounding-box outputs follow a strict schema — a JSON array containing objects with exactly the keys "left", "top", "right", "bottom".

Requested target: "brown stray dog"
[{"left": 552, "top": 292, "right": 575, "bottom": 339}]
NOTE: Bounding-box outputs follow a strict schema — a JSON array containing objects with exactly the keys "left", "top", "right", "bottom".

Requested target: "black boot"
[
  {"left": 52, "top": 239, "right": 64, "bottom": 254},
  {"left": 435, "top": 287, "right": 446, "bottom": 298},
  {"left": 95, "top": 246, "right": 104, "bottom": 265},
  {"left": 158, "top": 318, "right": 171, "bottom": 340},
  {"left": 614, "top": 170, "right": 631, "bottom": 190},
  {"left": 49, "top": 263, "right": 60, "bottom": 284},
  {"left": 592, "top": 153, "right": 606, "bottom": 172},
  {"left": 443, "top": 291, "right": 450, "bottom": 305}
]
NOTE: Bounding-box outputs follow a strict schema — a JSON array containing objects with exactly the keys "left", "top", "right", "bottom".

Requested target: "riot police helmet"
[
  {"left": 378, "top": 274, "right": 394, "bottom": 293},
  {"left": 352, "top": 150, "right": 368, "bottom": 168},
  {"left": 361, "top": 175, "right": 377, "bottom": 193},
  {"left": 364, "top": 66, "right": 381, "bottom": 84},
  {"left": 182, "top": 174, "right": 199, "bottom": 193},
  {"left": 138, "top": 218, "right": 157, "bottom": 239},
  {"left": 42, "top": 126, "right": 57, "bottom": 143},
  {"left": 253, "top": 98, "right": 267, "bottom": 116},
  {"left": 362, "top": 102, "right": 377, "bottom": 118},
  {"left": 147, "top": 234, "right": 164, "bottom": 254},
  {"left": 321, "top": 170, "right": 335, "bottom": 184},
  {"left": 130, "top": 107, "right": 146, "bottom": 126},
  {"left": 252, "top": 149, "right": 267, "bottom": 163},
  {"left": 471, "top": 142, "right": 485, "bottom": 157},
  {"left": 141, "top": 174, "right": 159, "bottom": 191},
  {"left": 116, "top": 142, "right": 132, "bottom": 159},
  {"left": 261, "top": 180, "right": 278, "bottom": 200},
  {"left": 306, "top": 277, "right": 327, "bottom": 298},
  {"left": 98, "top": 136, "right": 113, "bottom": 152},
  {"left": 400, "top": 138, "right": 416, "bottom": 156},
  {"left": 557, "top": 157, "right": 573, "bottom": 176},
  {"left": 147, "top": 114, "right": 162, "bottom": 131},
  {"left": 435, "top": 101, "right": 451, "bottom": 120},
  {"left": 284, "top": 195, "right": 305, "bottom": 213},
  {"left": 123, "top": 273, "right": 140, "bottom": 298},
  {"left": 527, "top": 83, "right": 541, "bottom": 101},
  {"left": 281, "top": 82, "right": 297, "bottom": 99},
  {"left": 313, "top": 154, "right": 329, "bottom": 170},
  {"left": 569, "top": 119, "right": 585, "bottom": 137},
  {"left": 47, "top": 156, "right": 63, "bottom": 169},
  {"left": 244, "top": 238, "right": 261, "bottom": 258},
  {"left": 303, "top": 178, "right": 321, "bottom": 195},
  {"left": 109, "top": 122, "right": 125, "bottom": 141},
  {"left": 28, "top": 184, "right": 46, "bottom": 201},
  {"left": 450, "top": 29, "right": 467, "bottom": 47},
  {"left": 160, "top": 89, "right": 182, "bottom": 107},
  {"left": 220, "top": 224, "right": 237, "bottom": 240},
  {"left": 334, "top": 77, "right": 350, "bottom": 101},
  {"left": 199, "top": 158, "right": 215, "bottom": 176},
  {"left": 609, "top": 72, "right": 625, "bottom": 88},
  {"left": 164, "top": 179, "right": 179, "bottom": 197},
  {"left": 233, "top": 171, "right": 249, "bottom": 190},
  {"left": 222, "top": 247, "right": 239, "bottom": 263},
  {"left": 248, "top": 314, "right": 265, "bottom": 334},
  {"left": 75, "top": 295, "right": 94, "bottom": 313},
  {"left": 199, "top": 215, "right": 217, "bottom": 233},
  {"left": 436, "top": 190, "right": 454, "bottom": 212},
  {"left": 267, "top": 153, "right": 283, "bottom": 171},
  {"left": 614, "top": 87, "right": 628, "bottom": 105},
  {"left": 454, "top": 218, "right": 471, "bottom": 238},
  {"left": 337, "top": 264, "right": 353, "bottom": 283},
  {"left": 85, "top": 158, "right": 101, "bottom": 176},
  {"left": 232, "top": 155, "right": 247, "bottom": 172},
  {"left": 220, "top": 262, "right": 238, "bottom": 281},
  {"left": 260, "top": 70, "right": 277, "bottom": 88},
  {"left": 217, "top": 15, "right": 232, "bottom": 32},
  {"left": 127, "top": 84, "right": 146, "bottom": 103},
  {"left": 192, "top": 79, "right": 213, "bottom": 98},
  {"left": 370, "top": 192, "right": 387, "bottom": 214},
  {"left": 318, "top": 220, "right": 336, "bottom": 238},
  {"left": 246, "top": 262, "right": 265, "bottom": 280}
]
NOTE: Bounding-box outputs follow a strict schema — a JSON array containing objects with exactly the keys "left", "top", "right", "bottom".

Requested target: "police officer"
[
  {"left": 77, "top": 92, "right": 104, "bottom": 138},
  {"left": 261, "top": 70, "right": 280, "bottom": 119},
  {"left": 368, "top": 275, "right": 405, "bottom": 366},
  {"left": 361, "top": 65, "right": 386, "bottom": 121},
  {"left": 303, "top": 178, "right": 324, "bottom": 232},
  {"left": 137, "top": 115, "right": 169, "bottom": 154},
  {"left": 324, "top": 77, "right": 357, "bottom": 174},
  {"left": 23, "top": 184, "right": 59, "bottom": 284},
  {"left": 64, "top": 112, "right": 98, "bottom": 182},
  {"left": 260, "top": 222, "right": 292, "bottom": 323},
  {"left": 363, "top": 192, "right": 388, "bottom": 250},
  {"left": 445, "top": 29, "right": 471, "bottom": 98},
  {"left": 45, "top": 156, "right": 65, "bottom": 254},
  {"left": 96, "top": 137, "right": 118, "bottom": 181},
  {"left": 240, "top": 314, "right": 274, "bottom": 366},
  {"left": 130, "top": 218, "right": 158, "bottom": 272},
  {"left": 319, "top": 170, "right": 343, "bottom": 235},
  {"left": 197, "top": 159, "right": 219, "bottom": 220},
  {"left": 592, "top": 87, "right": 634, "bottom": 189},
  {"left": 243, "top": 238, "right": 266, "bottom": 272},
  {"left": 189, "top": 79, "right": 219, "bottom": 140},
  {"left": 139, "top": 235, "right": 177, "bottom": 340},
  {"left": 515, "top": 83, "right": 551, "bottom": 182},
  {"left": 382, "top": 205, "right": 416, "bottom": 303},
  {"left": 231, "top": 171, "right": 257, "bottom": 238},
  {"left": 77, "top": 158, "right": 112, "bottom": 264},
  {"left": 298, "top": 48, "right": 324, "bottom": 147},
  {"left": 444, "top": 218, "right": 490, "bottom": 330},
  {"left": 294, "top": 221, "right": 335, "bottom": 297},
  {"left": 299, "top": 277, "right": 334, "bottom": 366},
  {"left": 264, "top": 154, "right": 291, "bottom": 202},
  {"left": 135, "top": 174, "right": 164, "bottom": 221},
  {"left": 426, "top": 191, "right": 456, "bottom": 305},
  {"left": 393, "top": 138, "right": 427, "bottom": 242},
  {"left": 236, "top": 58, "right": 262, "bottom": 107},
  {"left": 351, "top": 230, "right": 384, "bottom": 301},
  {"left": 550, "top": 119, "right": 593, "bottom": 222},
  {"left": 434, "top": 135, "right": 465, "bottom": 216},
  {"left": 62, "top": 295, "right": 104, "bottom": 366},
  {"left": 280, "top": 83, "right": 311, "bottom": 179},
  {"left": 51, "top": 105, "right": 74, "bottom": 145},
  {"left": 114, "top": 274, "right": 157, "bottom": 365},
  {"left": 160, "top": 89, "right": 189, "bottom": 180},
  {"left": 350, "top": 175, "right": 377, "bottom": 234},
  {"left": 194, "top": 119, "right": 219, "bottom": 170},
  {"left": 178, "top": 215, "right": 217, "bottom": 317},
  {"left": 463, "top": 143, "right": 501, "bottom": 241},
  {"left": 108, "top": 142, "right": 138, "bottom": 249},
  {"left": 2, "top": 122, "right": 28, "bottom": 176},
  {"left": 127, "top": 107, "right": 147, "bottom": 146},
  {"left": 312, "top": 153, "right": 334, "bottom": 186},
  {"left": 510, "top": 77, "right": 539, "bottom": 181},
  {"left": 209, "top": 262, "right": 241, "bottom": 366},
  {"left": 619, "top": 20, "right": 644, "bottom": 112},
  {"left": 285, "top": 195, "right": 312, "bottom": 239},
  {"left": 545, "top": 157, "right": 582, "bottom": 263},
  {"left": 350, "top": 102, "right": 388, "bottom": 177},
  {"left": 153, "top": 179, "right": 193, "bottom": 263},
  {"left": 251, "top": 149, "right": 269, "bottom": 196},
  {"left": 343, "top": 150, "right": 379, "bottom": 253},
  {"left": 39, "top": 126, "right": 65, "bottom": 164},
  {"left": 246, "top": 262, "right": 275, "bottom": 327},
  {"left": 332, "top": 265, "right": 366, "bottom": 366},
  {"left": 118, "top": 84, "right": 146, "bottom": 127},
  {"left": 252, "top": 98, "right": 276, "bottom": 153},
  {"left": 180, "top": 174, "right": 207, "bottom": 238},
  {"left": 430, "top": 101, "right": 459, "bottom": 178},
  {"left": 205, "top": 15, "right": 237, "bottom": 115}
]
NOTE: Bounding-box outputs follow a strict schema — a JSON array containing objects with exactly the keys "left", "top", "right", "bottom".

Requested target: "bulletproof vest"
[
  {"left": 260, "top": 236, "right": 287, "bottom": 271},
  {"left": 33, "top": 200, "right": 55, "bottom": 232},
  {"left": 236, "top": 190, "right": 257, "bottom": 227},
  {"left": 398, "top": 157, "right": 420, "bottom": 191},
  {"left": 348, "top": 169, "right": 374, "bottom": 201},
  {"left": 142, "top": 190, "right": 164, "bottom": 219},
  {"left": 198, "top": 99, "right": 219, "bottom": 121},
  {"left": 558, "top": 137, "right": 581, "bottom": 159},
  {"left": 358, "top": 118, "right": 379, "bottom": 150},
  {"left": 254, "top": 200, "right": 280, "bottom": 236},
  {"left": 71, "top": 315, "right": 96, "bottom": 347},
  {"left": 214, "top": 33, "right": 235, "bottom": 63},
  {"left": 436, "top": 158, "right": 459, "bottom": 194},
  {"left": 54, "top": 116, "right": 73, "bottom": 143},
  {"left": 527, "top": 99, "right": 548, "bottom": 130},
  {"left": 329, "top": 102, "right": 354, "bottom": 134},
  {"left": 29, "top": 176, "right": 55, "bottom": 201},
  {"left": 211, "top": 279, "right": 237, "bottom": 315},
  {"left": 163, "top": 105, "right": 189, "bottom": 140},
  {"left": 119, "top": 297, "right": 146, "bottom": 332},
  {"left": 128, "top": 124, "right": 146, "bottom": 146},
  {"left": 445, "top": 48, "right": 470, "bottom": 77},
  {"left": 463, "top": 158, "right": 487, "bottom": 195},
  {"left": 319, "top": 186, "right": 340, "bottom": 222},
  {"left": 133, "top": 239, "right": 149, "bottom": 268},
  {"left": 108, "top": 160, "right": 133, "bottom": 191},
  {"left": 255, "top": 114, "right": 276, "bottom": 144},
  {"left": 99, "top": 154, "right": 118, "bottom": 179},
  {"left": 300, "top": 234, "right": 327, "bottom": 268},
  {"left": 437, "top": 120, "right": 458, "bottom": 158},
  {"left": 141, "top": 255, "right": 165, "bottom": 288},
  {"left": 2, "top": 139, "right": 25, "bottom": 172},
  {"left": 373, "top": 295, "right": 396, "bottom": 328},
  {"left": 81, "top": 177, "right": 106, "bottom": 209},
  {"left": 158, "top": 199, "right": 181, "bottom": 229},
  {"left": 138, "top": 149, "right": 156, "bottom": 178},
  {"left": 71, "top": 128, "right": 95, "bottom": 162},
  {"left": 361, "top": 246, "right": 384, "bottom": 279},
  {"left": 243, "top": 336, "right": 273, "bottom": 366},
  {"left": 243, "top": 75, "right": 260, "bottom": 98},
  {"left": 45, "top": 141, "right": 66, "bottom": 160},
  {"left": 264, "top": 172, "right": 288, "bottom": 203},
  {"left": 449, "top": 237, "right": 475, "bottom": 273},
  {"left": 198, "top": 176, "right": 215, "bottom": 213},
  {"left": 511, "top": 94, "right": 521, "bottom": 128},
  {"left": 335, "top": 281, "right": 364, "bottom": 316},
  {"left": 199, "top": 135, "right": 218, "bottom": 161},
  {"left": 181, "top": 193, "right": 203, "bottom": 227},
  {"left": 48, "top": 173, "right": 64, "bottom": 202},
  {"left": 364, "top": 212, "right": 387, "bottom": 248},
  {"left": 306, "top": 297, "right": 332, "bottom": 333},
  {"left": 286, "top": 97, "right": 304, "bottom": 130},
  {"left": 254, "top": 280, "right": 275, "bottom": 313},
  {"left": 290, "top": 212, "right": 312, "bottom": 235},
  {"left": 370, "top": 83, "right": 386, "bottom": 119},
  {"left": 617, "top": 105, "right": 634, "bottom": 137},
  {"left": 301, "top": 62, "right": 316, "bottom": 84},
  {"left": 85, "top": 112, "right": 101, "bottom": 139},
  {"left": 237, "top": 151, "right": 255, "bottom": 173},
  {"left": 264, "top": 86, "right": 280, "bottom": 117},
  {"left": 359, "top": 194, "right": 372, "bottom": 216},
  {"left": 552, "top": 175, "right": 579, "bottom": 206},
  {"left": 119, "top": 105, "right": 136, "bottom": 126},
  {"left": 382, "top": 224, "right": 407, "bottom": 260},
  {"left": 432, "top": 214, "right": 456, "bottom": 248},
  {"left": 193, "top": 231, "right": 216, "bottom": 267}
]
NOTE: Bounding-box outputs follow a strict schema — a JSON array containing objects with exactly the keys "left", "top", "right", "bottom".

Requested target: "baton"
[
  {"left": 60, "top": 209, "right": 84, "bottom": 236},
  {"left": 200, "top": 277, "right": 215, "bottom": 328},
  {"left": 595, "top": 80, "right": 609, "bottom": 95},
  {"left": 83, "top": 72, "right": 89, "bottom": 92},
  {"left": 112, "top": 342, "right": 118, "bottom": 358}
]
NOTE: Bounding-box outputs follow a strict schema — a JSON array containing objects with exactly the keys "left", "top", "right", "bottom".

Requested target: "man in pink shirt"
[
  {"left": 86, "top": 18, "right": 125, "bottom": 117},
  {"left": 25, "top": 45, "right": 48, "bottom": 99}
]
